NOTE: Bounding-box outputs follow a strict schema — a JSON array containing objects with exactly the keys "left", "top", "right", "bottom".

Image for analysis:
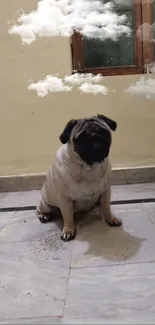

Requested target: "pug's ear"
[
  {"left": 59, "top": 119, "right": 78, "bottom": 144},
  {"left": 97, "top": 114, "right": 117, "bottom": 131}
]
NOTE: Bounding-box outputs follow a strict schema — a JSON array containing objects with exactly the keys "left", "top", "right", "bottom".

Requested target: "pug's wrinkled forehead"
[
  {"left": 76, "top": 115, "right": 114, "bottom": 133},
  {"left": 59, "top": 114, "right": 117, "bottom": 144}
]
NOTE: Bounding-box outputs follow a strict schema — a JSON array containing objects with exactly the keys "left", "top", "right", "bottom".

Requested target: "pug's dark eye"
[{"left": 92, "top": 142, "right": 97, "bottom": 148}]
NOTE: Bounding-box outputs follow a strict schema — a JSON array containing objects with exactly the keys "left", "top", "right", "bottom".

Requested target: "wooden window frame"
[
  {"left": 71, "top": 0, "right": 153, "bottom": 76},
  {"left": 142, "top": 0, "right": 154, "bottom": 72}
]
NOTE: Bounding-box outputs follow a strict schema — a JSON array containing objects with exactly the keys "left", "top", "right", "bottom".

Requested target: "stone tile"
[
  {"left": 147, "top": 212, "right": 155, "bottom": 226},
  {"left": 0, "top": 237, "right": 73, "bottom": 320},
  {"left": 0, "top": 316, "right": 62, "bottom": 324},
  {"left": 71, "top": 204, "right": 155, "bottom": 268},
  {"left": 112, "top": 183, "right": 155, "bottom": 202},
  {"left": 62, "top": 310, "right": 155, "bottom": 324},
  {"left": 141, "top": 203, "right": 155, "bottom": 226},
  {"left": 0, "top": 190, "right": 41, "bottom": 209},
  {"left": 142, "top": 202, "right": 155, "bottom": 211},
  {"left": 125, "top": 167, "right": 155, "bottom": 184},
  {"left": 111, "top": 167, "right": 155, "bottom": 185},
  {"left": 0, "top": 212, "right": 14, "bottom": 232},
  {"left": 0, "top": 174, "right": 45, "bottom": 193},
  {"left": 111, "top": 169, "right": 126, "bottom": 185},
  {"left": 0, "top": 193, "right": 8, "bottom": 209},
  {"left": 63, "top": 262, "right": 155, "bottom": 322},
  {"left": 119, "top": 203, "right": 143, "bottom": 212},
  {"left": 0, "top": 193, "right": 7, "bottom": 201},
  {"left": 0, "top": 210, "right": 61, "bottom": 243}
]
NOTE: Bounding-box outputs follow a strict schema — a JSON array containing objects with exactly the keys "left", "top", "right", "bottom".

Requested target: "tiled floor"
[{"left": 0, "top": 184, "right": 155, "bottom": 324}]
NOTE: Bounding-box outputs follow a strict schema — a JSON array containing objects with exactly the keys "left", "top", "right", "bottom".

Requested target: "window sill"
[{"left": 73, "top": 66, "right": 144, "bottom": 76}]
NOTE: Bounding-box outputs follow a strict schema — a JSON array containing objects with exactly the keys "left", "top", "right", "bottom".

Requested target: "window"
[{"left": 71, "top": 0, "right": 154, "bottom": 76}]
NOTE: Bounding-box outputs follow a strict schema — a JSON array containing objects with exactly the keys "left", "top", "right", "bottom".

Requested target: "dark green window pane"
[{"left": 83, "top": 0, "right": 134, "bottom": 68}]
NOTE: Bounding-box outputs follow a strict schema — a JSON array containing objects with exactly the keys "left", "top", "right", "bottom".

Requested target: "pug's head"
[{"left": 59, "top": 114, "right": 117, "bottom": 165}]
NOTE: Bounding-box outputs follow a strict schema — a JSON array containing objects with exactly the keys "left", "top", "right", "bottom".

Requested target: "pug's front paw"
[
  {"left": 61, "top": 226, "right": 76, "bottom": 241},
  {"left": 105, "top": 215, "right": 122, "bottom": 227},
  {"left": 37, "top": 214, "right": 52, "bottom": 224}
]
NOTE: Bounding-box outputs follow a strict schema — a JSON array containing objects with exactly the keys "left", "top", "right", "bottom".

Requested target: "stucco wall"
[{"left": 0, "top": 0, "right": 155, "bottom": 176}]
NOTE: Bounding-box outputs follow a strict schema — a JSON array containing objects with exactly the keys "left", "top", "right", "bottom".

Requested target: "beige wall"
[{"left": 0, "top": 0, "right": 155, "bottom": 176}]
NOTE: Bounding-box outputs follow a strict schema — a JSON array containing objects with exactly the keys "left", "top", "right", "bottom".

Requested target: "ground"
[{"left": 0, "top": 184, "right": 155, "bottom": 324}]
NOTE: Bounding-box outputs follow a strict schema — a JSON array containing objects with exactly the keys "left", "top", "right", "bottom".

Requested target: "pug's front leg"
[
  {"left": 59, "top": 197, "right": 76, "bottom": 241},
  {"left": 100, "top": 186, "right": 122, "bottom": 226}
]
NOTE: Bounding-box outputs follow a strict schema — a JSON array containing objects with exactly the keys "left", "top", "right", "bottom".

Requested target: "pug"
[{"left": 36, "top": 114, "right": 122, "bottom": 241}]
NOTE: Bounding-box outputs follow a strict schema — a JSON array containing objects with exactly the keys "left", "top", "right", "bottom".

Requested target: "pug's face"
[{"left": 59, "top": 114, "right": 117, "bottom": 166}]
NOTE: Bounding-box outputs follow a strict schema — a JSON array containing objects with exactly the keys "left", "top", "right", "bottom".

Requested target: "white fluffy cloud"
[
  {"left": 28, "top": 73, "right": 109, "bottom": 96},
  {"left": 28, "top": 75, "right": 72, "bottom": 97},
  {"left": 126, "top": 76, "right": 155, "bottom": 100},
  {"left": 8, "top": 0, "right": 130, "bottom": 45},
  {"left": 64, "top": 73, "right": 103, "bottom": 85},
  {"left": 79, "top": 83, "right": 108, "bottom": 95}
]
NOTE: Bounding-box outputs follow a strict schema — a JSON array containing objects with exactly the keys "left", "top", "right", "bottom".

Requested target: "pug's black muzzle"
[{"left": 74, "top": 128, "right": 111, "bottom": 165}]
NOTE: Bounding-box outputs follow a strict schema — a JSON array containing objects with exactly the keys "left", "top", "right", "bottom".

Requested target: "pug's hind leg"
[
  {"left": 36, "top": 197, "right": 53, "bottom": 224},
  {"left": 100, "top": 186, "right": 122, "bottom": 226},
  {"left": 59, "top": 197, "right": 76, "bottom": 241}
]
